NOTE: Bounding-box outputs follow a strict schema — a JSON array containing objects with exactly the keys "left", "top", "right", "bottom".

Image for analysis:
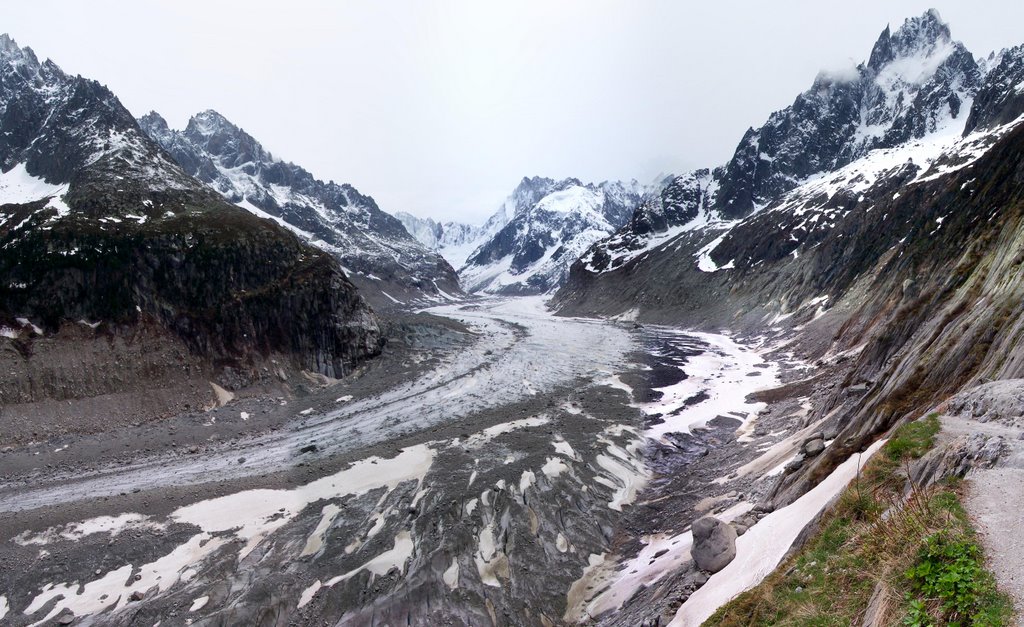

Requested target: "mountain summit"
[
  {"left": 456, "top": 176, "right": 644, "bottom": 294},
  {"left": 139, "top": 109, "right": 461, "bottom": 306}
]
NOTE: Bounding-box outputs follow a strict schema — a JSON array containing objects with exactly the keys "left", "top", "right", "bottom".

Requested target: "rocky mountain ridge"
[
  {"left": 0, "top": 34, "right": 383, "bottom": 418},
  {"left": 453, "top": 175, "right": 645, "bottom": 294},
  {"left": 572, "top": 9, "right": 997, "bottom": 280},
  {"left": 557, "top": 6, "right": 1024, "bottom": 532},
  {"left": 138, "top": 110, "right": 460, "bottom": 308}
]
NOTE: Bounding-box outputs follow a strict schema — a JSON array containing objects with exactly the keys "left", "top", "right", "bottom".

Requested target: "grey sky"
[{"left": 6, "top": 2, "right": 1024, "bottom": 223}]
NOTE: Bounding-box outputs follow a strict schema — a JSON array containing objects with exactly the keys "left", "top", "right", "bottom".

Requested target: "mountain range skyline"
[{"left": 7, "top": 1, "right": 1024, "bottom": 224}]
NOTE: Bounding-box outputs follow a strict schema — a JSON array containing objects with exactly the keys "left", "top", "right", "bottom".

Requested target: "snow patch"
[{"left": 670, "top": 439, "right": 887, "bottom": 626}]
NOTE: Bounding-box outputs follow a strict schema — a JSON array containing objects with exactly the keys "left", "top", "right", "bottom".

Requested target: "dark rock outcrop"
[{"left": 0, "top": 34, "right": 383, "bottom": 397}]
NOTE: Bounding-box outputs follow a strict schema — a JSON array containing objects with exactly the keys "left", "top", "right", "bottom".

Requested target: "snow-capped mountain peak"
[
  {"left": 867, "top": 9, "right": 951, "bottom": 72},
  {"left": 393, "top": 212, "right": 491, "bottom": 269},
  {"left": 456, "top": 177, "right": 645, "bottom": 294},
  {"left": 0, "top": 34, "right": 193, "bottom": 194},
  {"left": 563, "top": 9, "right": 1024, "bottom": 321},
  {"left": 139, "top": 109, "right": 461, "bottom": 305}
]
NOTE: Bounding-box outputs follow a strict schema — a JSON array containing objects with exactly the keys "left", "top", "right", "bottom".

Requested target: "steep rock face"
[
  {"left": 138, "top": 110, "right": 460, "bottom": 307},
  {"left": 459, "top": 176, "right": 643, "bottom": 294},
  {"left": 766, "top": 120, "right": 1024, "bottom": 505},
  {"left": 570, "top": 9, "right": 985, "bottom": 283},
  {"left": 0, "top": 35, "right": 383, "bottom": 394},
  {"left": 579, "top": 170, "right": 717, "bottom": 274},
  {"left": 965, "top": 45, "right": 1024, "bottom": 134},
  {"left": 560, "top": 10, "right": 1024, "bottom": 317}
]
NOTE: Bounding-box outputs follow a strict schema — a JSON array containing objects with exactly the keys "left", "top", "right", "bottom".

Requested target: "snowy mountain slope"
[
  {"left": 393, "top": 212, "right": 494, "bottom": 269},
  {"left": 0, "top": 34, "right": 382, "bottom": 389},
  {"left": 0, "top": 35, "right": 193, "bottom": 195},
  {"left": 139, "top": 110, "right": 460, "bottom": 307},
  {"left": 569, "top": 10, "right": 1020, "bottom": 286},
  {"left": 457, "top": 176, "right": 643, "bottom": 294},
  {"left": 715, "top": 8, "right": 980, "bottom": 218},
  {"left": 555, "top": 16, "right": 1024, "bottom": 621}
]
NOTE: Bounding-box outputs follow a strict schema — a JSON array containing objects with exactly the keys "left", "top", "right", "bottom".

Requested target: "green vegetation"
[
  {"left": 883, "top": 412, "right": 941, "bottom": 462},
  {"left": 705, "top": 414, "right": 1012, "bottom": 626},
  {"left": 905, "top": 530, "right": 1009, "bottom": 626}
]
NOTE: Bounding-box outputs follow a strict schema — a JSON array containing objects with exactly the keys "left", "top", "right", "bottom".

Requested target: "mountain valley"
[{"left": 3, "top": 9, "right": 1024, "bottom": 627}]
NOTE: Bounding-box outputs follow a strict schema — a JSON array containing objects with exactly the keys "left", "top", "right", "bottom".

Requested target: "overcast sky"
[{"left": 6, "top": 2, "right": 1024, "bottom": 223}]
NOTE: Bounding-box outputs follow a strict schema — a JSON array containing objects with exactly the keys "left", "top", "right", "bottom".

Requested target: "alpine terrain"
[
  {"left": 0, "top": 33, "right": 382, "bottom": 439},
  {"left": 3, "top": 8, "right": 1024, "bottom": 627},
  {"left": 401, "top": 175, "right": 645, "bottom": 294},
  {"left": 138, "top": 110, "right": 461, "bottom": 308}
]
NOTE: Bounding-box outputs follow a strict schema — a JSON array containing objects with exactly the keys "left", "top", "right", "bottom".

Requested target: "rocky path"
[
  {"left": 944, "top": 384, "right": 1024, "bottom": 625},
  {"left": 965, "top": 466, "right": 1024, "bottom": 624}
]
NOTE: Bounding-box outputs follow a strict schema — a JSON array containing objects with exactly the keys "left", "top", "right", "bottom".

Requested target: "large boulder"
[
  {"left": 691, "top": 516, "right": 737, "bottom": 573},
  {"left": 803, "top": 438, "right": 826, "bottom": 457}
]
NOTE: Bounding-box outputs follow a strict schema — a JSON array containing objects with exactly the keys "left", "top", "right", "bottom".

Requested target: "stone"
[
  {"left": 803, "top": 438, "right": 826, "bottom": 457},
  {"left": 845, "top": 384, "right": 868, "bottom": 396},
  {"left": 691, "top": 516, "right": 737, "bottom": 573},
  {"left": 802, "top": 432, "right": 824, "bottom": 444},
  {"left": 55, "top": 609, "right": 76, "bottom": 625},
  {"left": 785, "top": 453, "right": 806, "bottom": 473}
]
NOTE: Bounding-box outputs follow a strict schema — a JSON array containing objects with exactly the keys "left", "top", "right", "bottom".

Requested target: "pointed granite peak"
[
  {"left": 0, "top": 33, "right": 42, "bottom": 71},
  {"left": 179, "top": 109, "right": 277, "bottom": 168},
  {"left": 186, "top": 109, "right": 239, "bottom": 137},
  {"left": 138, "top": 110, "right": 170, "bottom": 133},
  {"left": 868, "top": 9, "right": 952, "bottom": 72}
]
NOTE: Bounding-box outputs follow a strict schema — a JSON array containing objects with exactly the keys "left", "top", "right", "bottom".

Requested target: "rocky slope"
[
  {"left": 458, "top": 176, "right": 644, "bottom": 294},
  {"left": 540, "top": 13, "right": 1024, "bottom": 624},
  {"left": 557, "top": 4, "right": 1024, "bottom": 571},
  {"left": 0, "top": 34, "right": 383, "bottom": 420},
  {"left": 138, "top": 110, "right": 460, "bottom": 308}
]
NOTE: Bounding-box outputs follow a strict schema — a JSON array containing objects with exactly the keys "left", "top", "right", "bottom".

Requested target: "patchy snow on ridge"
[
  {"left": 460, "top": 180, "right": 643, "bottom": 294},
  {"left": 0, "top": 163, "right": 67, "bottom": 206}
]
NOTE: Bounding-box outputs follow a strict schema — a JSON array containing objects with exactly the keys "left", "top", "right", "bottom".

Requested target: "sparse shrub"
[{"left": 706, "top": 412, "right": 1011, "bottom": 626}]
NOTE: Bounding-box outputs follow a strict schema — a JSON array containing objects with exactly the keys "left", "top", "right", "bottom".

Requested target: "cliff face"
[{"left": 771, "top": 120, "right": 1024, "bottom": 503}]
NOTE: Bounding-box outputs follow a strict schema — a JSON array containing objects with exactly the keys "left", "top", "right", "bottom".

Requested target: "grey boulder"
[
  {"left": 803, "top": 438, "right": 826, "bottom": 457},
  {"left": 691, "top": 516, "right": 737, "bottom": 573}
]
